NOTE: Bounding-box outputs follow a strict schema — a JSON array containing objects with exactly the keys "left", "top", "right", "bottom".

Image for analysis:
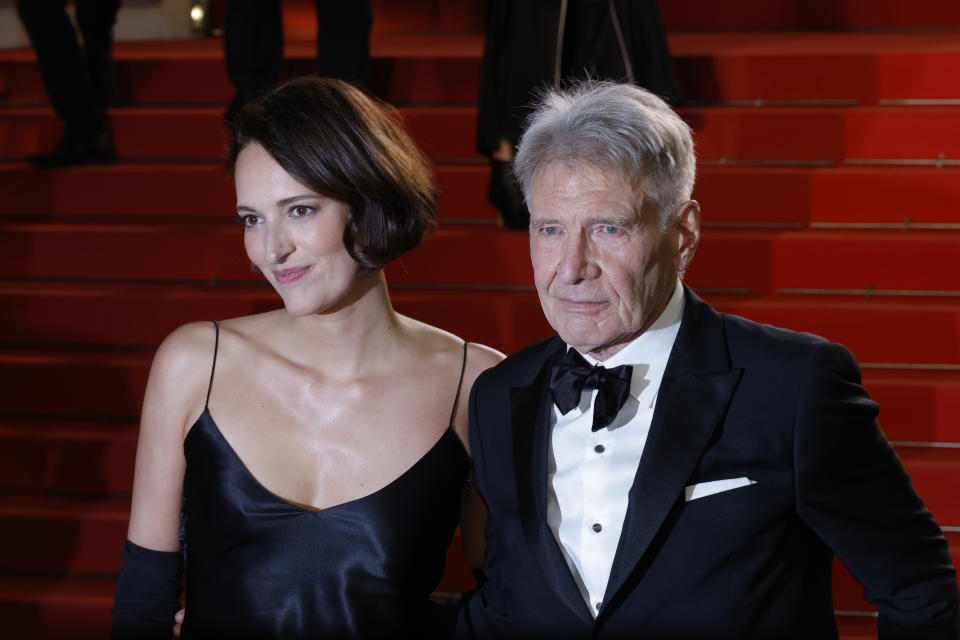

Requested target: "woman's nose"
[{"left": 265, "top": 224, "right": 294, "bottom": 264}]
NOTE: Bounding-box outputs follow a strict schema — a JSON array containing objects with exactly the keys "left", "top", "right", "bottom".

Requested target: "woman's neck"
[{"left": 277, "top": 271, "right": 405, "bottom": 377}]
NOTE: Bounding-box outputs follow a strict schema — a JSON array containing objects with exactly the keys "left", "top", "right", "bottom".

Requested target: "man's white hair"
[{"left": 514, "top": 79, "right": 696, "bottom": 229}]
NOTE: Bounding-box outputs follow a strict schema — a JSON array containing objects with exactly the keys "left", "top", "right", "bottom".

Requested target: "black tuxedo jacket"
[{"left": 459, "top": 287, "right": 959, "bottom": 639}]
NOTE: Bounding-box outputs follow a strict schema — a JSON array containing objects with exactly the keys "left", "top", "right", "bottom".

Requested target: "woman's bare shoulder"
[
  {"left": 464, "top": 342, "right": 506, "bottom": 375},
  {"left": 398, "top": 316, "right": 505, "bottom": 371},
  {"left": 153, "top": 321, "right": 220, "bottom": 375}
]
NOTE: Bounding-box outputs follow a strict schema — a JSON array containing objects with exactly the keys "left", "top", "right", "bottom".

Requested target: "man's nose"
[
  {"left": 557, "top": 231, "right": 599, "bottom": 284},
  {"left": 265, "top": 223, "right": 294, "bottom": 264}
]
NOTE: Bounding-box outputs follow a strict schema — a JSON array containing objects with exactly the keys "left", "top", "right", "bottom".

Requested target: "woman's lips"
[{"left": 272, "top": 266, "right": 311, "bottom": 284}]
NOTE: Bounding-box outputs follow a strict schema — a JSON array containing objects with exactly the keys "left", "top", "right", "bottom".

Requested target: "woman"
[{"left": 111, "top": 77, "right": 502, "bottom": 638}]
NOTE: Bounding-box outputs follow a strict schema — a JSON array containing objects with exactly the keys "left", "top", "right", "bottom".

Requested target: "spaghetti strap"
[
  {"left": 447, "top": 341, "right": 469, "bottom": 426},
  {"left": 204, "top": 320, "right": 220, "bottom": 409}
]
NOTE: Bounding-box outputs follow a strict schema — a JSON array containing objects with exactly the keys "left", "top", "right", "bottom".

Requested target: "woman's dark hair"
[{"left": 229, "top": 77, "right": 438, "bottom": 275}]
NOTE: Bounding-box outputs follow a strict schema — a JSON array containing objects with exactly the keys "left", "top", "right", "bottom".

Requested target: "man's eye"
[
  {"left": 600, "top": 225, "right": 621, "bottom": 235},
  {"left": 541, "top": 226, "right": 559, "bottom": 236}
]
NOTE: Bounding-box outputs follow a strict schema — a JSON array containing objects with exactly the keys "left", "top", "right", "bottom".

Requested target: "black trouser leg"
[
  {"left": 224, "top": 0, "right": 283, "bottom": 123},
  {"left": 313, "top": 0, "right": 372, "bottom": 86},
  {"left": 75, "top": 0, "right": 120, "bottom": 114},
  {"left": 17, "top": 0, "right": 103, "bottom": 140}
]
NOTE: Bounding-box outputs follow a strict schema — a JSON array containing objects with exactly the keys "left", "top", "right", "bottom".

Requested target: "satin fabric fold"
[{"left": 181, "top": 409, "right": 467, "bottom": 638}]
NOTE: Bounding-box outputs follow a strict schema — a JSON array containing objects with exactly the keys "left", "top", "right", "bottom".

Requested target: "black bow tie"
[{"left": 548, "top": 348, "right": 633, "bottom": 432}]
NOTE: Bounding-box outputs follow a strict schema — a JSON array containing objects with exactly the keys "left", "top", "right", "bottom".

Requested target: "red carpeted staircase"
[{"left": 1, "top": 0, "right": 958, "bottom": 637}]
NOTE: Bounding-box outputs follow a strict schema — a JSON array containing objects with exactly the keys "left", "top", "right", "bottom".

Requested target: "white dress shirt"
[{"left": 546, "top": 279, "right": 685, "bottom": 617}]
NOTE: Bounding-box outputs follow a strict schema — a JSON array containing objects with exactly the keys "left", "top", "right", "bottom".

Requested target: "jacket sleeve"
[{"left": 793, "top": 341, "right": 960, "bottom": 639}]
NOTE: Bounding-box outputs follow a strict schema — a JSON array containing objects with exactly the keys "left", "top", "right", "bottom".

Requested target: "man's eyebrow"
[
  {"left": 575, "top": 214, "right": 637, "bottom": 229},
  {"left": 530, "top": 216, "right": 560, "bottom": 227}
]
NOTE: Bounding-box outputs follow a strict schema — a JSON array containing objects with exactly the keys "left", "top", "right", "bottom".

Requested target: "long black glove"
[{"left": 111, "top": 539, "right": 183, "bottom": 639}]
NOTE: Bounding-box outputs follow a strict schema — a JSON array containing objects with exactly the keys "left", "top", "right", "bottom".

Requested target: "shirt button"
[
  {"left": 594, "top": 444, "right": 605, "bottom": 454},
  {"left": 592, "top": 523, "right": 602, "bottom": 533},
  {"left": 595, "top": 602, "right": 602, "bottom": 611}
]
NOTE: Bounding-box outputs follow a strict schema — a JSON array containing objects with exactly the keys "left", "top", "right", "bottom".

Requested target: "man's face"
[{"left": 528, "top": 161, "right": 698, "bottom": 361}]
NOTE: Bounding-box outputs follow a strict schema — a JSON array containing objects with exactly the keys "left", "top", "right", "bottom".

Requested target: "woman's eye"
[
  {"left": 239, "top": 214, "right": 260, "bottom": 227},
  {"left": 291, "top": 205, "right": 312, "bottom": 217}
]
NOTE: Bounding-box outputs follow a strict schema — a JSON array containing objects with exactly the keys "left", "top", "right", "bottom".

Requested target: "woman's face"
[{"left": 234, "top": 142, "right": 362, "bottom": 317}]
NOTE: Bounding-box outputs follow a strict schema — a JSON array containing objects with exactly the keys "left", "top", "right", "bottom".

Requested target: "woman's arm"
[
  {"left": 126, "top": 323, "right": 211, "bottom": 549},
  {"left": 453, "top": 344, "right": 504, "bottom": 571},
  {"left": 113, "top": 322, "right": 215, "bottom": 638}
]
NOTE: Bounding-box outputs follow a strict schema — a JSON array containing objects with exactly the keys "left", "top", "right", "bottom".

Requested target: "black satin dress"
[{"left": 179, "top": 324, "right": 470, "bottom": 638}]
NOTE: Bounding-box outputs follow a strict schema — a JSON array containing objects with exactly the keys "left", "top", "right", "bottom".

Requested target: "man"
[{"left": 458, "top": 80, "right": 960, "bottom": 638}]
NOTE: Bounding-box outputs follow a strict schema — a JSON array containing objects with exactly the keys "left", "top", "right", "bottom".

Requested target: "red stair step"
[
  {"left": 0, "top": 574, "right": 116, "bottom": 640},
  {"left": 698, "top": 165, "right": 960, "bottom": 227},
  {"left": 0, "top": 495, "right": 129, "bottom": 574},
  {"left": 0, "top": 220, "right": 251, "bottom": 282},
  {"left": 711, "top": 296, "right": 960, "bottom": 365},
  {"left": 683, "top": 107, "right": 847, "bottom": 163},
  {"left": 691, "top": 106, "right": 960, "bottom": 163},
  {"left": 0, "top": 420, "right": 136, "bottom": 494},
  {"left": 846, "top": 108, "right": 960, "bottom": 161},
  {"left": 0, "top": 162, "right": 236, "bottom": 217},
  {"left": 766, "top": 229, "right": 960, "bottom": 293},
  {"left": 808, "top": 166, "right": 960, "bottom": 226},
  {"left": 864, "top": 369, "right": 960, "bottom": 443},
  {"left": 657, "top": 0, "right": 960, "bottom": 31},
  {"left": 691, "top": 228, "right": 960, "bottom": 295},
  {"left": 0, "top": 349, "right": 152, "bottom": 418},
  {"left": 671, "top": 32, "right": 960, "bottom": 104},
  {"left": 0, "top": 281, "right": 278, "bottom": 347}
]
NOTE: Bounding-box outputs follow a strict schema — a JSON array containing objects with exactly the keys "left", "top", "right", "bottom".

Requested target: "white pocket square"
[{"left": 684, "top": 477, "right": 756, "bottom": 502}]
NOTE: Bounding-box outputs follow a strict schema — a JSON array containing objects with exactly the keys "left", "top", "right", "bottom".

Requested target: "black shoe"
[
  {"left": 487, "top": 158, "right": 530, "bottom": 231},
  {"left": 28, "top": 132, "right": 116, "bottom": 169}
]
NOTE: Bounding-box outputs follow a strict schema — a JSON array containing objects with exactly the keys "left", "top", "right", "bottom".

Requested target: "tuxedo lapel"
[
  {"left": 601, "top": 288, "right": 744, "bottom": 608},
  {"left": 511, "top": 338, "right": 595, "bottom": 622}
]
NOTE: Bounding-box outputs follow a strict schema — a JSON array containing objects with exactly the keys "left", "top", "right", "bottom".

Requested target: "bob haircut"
[
  {"left": 229, "top": 77, "right": 438, "bottom": 275},
  {"left": 514, "top": 79, "right": 696, "bottom": 229}
]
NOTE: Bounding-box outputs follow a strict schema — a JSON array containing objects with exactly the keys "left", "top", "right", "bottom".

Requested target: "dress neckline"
[{"left": 185, "top": 407, "right": 465, "bottom": 513}]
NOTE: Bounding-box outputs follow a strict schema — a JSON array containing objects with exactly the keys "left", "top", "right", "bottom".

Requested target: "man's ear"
[{"left": 675, "top": 200, "right": 701, "bottom": 276}]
